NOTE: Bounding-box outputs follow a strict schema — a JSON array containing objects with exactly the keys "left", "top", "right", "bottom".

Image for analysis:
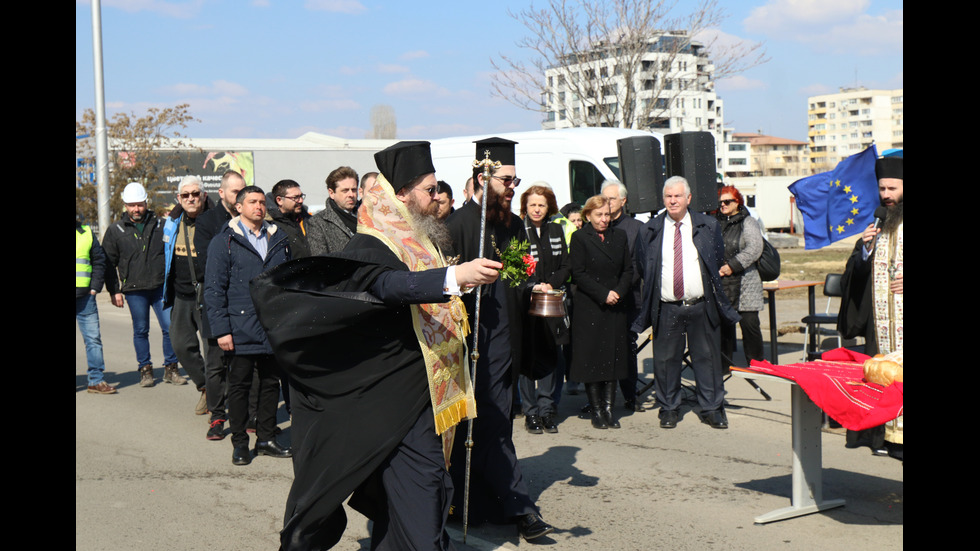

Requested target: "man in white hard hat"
[{"left": 102, "top": 182, "right": 179, "bottom": 388}]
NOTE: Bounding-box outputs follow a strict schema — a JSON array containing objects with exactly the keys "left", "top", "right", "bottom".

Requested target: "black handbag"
[{"left": 756, "top": 238, "right": 781, "bottom": 281}]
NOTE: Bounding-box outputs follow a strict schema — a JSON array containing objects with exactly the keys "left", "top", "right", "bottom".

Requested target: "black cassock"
[
  {"left": 444, "top": 200, "right": 538, "bottom": 523},
  {"left": 252, "top": 234, "right": 454, "bottom": 550},
  {"left": 838, "top": 237, "right": 877, "bottom": 356}
]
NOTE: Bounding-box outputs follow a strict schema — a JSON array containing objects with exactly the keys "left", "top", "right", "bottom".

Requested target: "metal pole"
[
  {"left": 462, "top": 152, "right": 499, "bottom": 543},
  {"left": 91, "top": 0, "right": 111, "bottom": 237}
]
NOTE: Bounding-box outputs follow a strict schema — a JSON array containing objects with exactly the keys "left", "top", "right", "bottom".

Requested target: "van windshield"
[{"left": 604, "top": 157, "right": 620, "bottom": 180}]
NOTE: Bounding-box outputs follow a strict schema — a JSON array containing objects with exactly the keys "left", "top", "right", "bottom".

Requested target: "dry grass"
[{"left": 771, "top": 244, "right": 852, "bottom": 298}]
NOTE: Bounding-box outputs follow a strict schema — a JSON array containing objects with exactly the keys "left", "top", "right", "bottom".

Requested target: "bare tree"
[
  {"left": 368, "top": 104, "right": 397, "bottom": 139},
  {"left": 75, "top": 104, "right": 198, "bottom": 223},
  {"left": 491, "top": 0, "right": 768, "bottom": 130}
]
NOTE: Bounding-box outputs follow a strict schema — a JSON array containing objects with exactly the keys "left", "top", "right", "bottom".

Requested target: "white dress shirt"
[{"left": 659, "top": 211, "right": 704, "bottom": 302}]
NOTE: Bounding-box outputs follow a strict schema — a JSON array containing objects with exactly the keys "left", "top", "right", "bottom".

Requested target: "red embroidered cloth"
[{"left": 733, "top": 348, "right": 903, "bottom": 431}]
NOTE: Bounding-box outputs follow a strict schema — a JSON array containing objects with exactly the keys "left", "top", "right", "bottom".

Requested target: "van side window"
[{"left": 569, "top": 161, "right": 605, "bottom": 205}]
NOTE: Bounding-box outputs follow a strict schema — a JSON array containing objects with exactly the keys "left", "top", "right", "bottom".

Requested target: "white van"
[{"left": 429, "top": 127, "right": 664, "bottom": 212}]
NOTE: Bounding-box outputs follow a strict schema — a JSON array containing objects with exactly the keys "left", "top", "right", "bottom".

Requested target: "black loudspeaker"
[
  {"left": 617, "top": 136, "right": 664, "bottom": 213},
  {"left": 664, "top": 131, "right": 717, "bottom": 213}
]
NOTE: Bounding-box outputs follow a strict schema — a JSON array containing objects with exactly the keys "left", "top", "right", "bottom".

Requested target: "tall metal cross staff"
[{"left": 462, "top": 149, "right": 500, "bottom": 543}]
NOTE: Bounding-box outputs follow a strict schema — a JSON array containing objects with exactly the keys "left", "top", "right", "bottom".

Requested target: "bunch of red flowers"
[{"left": 492, "top": 236, "right": 536, "bottom": 288}]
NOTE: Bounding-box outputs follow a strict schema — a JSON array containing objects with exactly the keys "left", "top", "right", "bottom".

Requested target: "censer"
[{"left": 528, "top": 289, "right": 566, "bottom": 318}]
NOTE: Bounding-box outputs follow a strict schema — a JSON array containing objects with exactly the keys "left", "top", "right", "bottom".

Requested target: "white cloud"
[
  {"left": 299, "top": 99, "right": 362, "bottom": 112},
  {"left": 743, "top": 0, "right": 901, "bottom": 56},
  {"left": 304, "top": 0, "right": 366, "bottom": 15},
  {"left": 95, "top": 0, "right": 208, "bottom": 19},
  {"left": 161, "top": 80, "right": 249, "bottom": 97},
  {"left": 717, "top": 75, "right": 767, "bottom": 92},
  {"left": 400, "top": 123, "right": 484, "bottom": 140},
  {"left": 377, "top": 64, "right": 410, "bottom": 74},
  {"left": 383, "top": 78, "right": 450, "bottom": 97},
  {"left": 815, "top": 11, "right": 903, "bottom": 55},
  {"left": 400, "top": 50, "right": 430, "bottom": 60},
  {"left": 744, "top": 0, "right": 871, "bottom": 32}
]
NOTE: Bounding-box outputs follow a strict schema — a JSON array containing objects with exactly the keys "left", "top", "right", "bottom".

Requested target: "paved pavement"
[{"left": 77, "top": 290, "right": 902, "bottom": 550}]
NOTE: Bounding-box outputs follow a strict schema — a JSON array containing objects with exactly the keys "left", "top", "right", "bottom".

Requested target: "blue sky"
[{"left": 75, "top": 0, "right": 902, "bottom": 142}]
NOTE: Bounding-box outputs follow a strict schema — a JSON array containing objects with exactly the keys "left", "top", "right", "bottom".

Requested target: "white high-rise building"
[
  {"left": 807, "top": 87, "right": 903, "bottom": 173},
  {"left": 541, "top": 31, "right": 725, "bottom": 151}
]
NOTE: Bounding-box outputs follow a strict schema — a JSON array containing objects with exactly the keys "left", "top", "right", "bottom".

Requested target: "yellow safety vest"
[{"left": 76, "top": 225, "right": 93, "bottom": 288}]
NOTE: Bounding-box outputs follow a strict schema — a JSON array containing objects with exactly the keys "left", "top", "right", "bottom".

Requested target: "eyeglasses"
[
  {"left": 178, "top": 190, "right": 202, "bottom": 199},
  {"left": 719, "top": 199, "right": 737, "bottom": 206},
  {"left": 492, "top": 175, "right": 521, "bottom": 188},
  {"left": 282, "top": 193, "right": 306, "bottom": 202},
  {"left": 415, "top": 185, "right": 439, "bottom": 197}
]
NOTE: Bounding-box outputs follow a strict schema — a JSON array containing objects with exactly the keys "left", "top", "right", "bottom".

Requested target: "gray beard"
[
  {"left": 882, "top": 201, "right": 903, "bottom": 235},
  {"left": 407, "top": 198, "right": 452, "bottom": 252}
]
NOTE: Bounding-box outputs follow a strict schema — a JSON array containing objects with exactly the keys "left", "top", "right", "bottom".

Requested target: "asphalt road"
[{"left": 76, "top": 292, "right": 902, "bottom": 550}]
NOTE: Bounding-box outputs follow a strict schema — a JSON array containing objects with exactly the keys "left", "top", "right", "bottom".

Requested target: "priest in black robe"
[
  {"left": 252, "top": 141, "right": 501, "bottom": 550},
  {"left": 444, "top": 137, "right": 555, "bottom": 541}
]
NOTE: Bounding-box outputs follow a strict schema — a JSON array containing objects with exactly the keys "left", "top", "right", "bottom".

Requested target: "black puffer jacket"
[{"left": 102, "top": 211, "right": 166, "bottom": 293}]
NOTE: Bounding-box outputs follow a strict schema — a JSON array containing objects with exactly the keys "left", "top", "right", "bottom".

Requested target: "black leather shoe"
[
  {"left": 541, "top": 415, "right": 559, "bottom": 433},
  {"left": 624, "top": 400, "right": 646, "bottom": 412},
  {"left": 254, "top": 440, "right": 293, "bottom": 458},
  {"left": 525, "top": 415, "right": 544, "bottom": 434},
  {"left": 659, "top": 410, "right": 679, "bottom": 429},
  {"left": 700, "top": 410, "right": 729, "bottom": 429},
  {"left": 232, "top": 445, "right": 252, "bottom": 466},
  {"left": 517, "top": 513, "right": 554, "bottom": 541}
]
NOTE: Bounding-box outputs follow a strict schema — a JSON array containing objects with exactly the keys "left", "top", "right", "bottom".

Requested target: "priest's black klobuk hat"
[
  {"left": 374, "top": 141, "right": 436, "bottom": 193},
  {"left": 474, "top": 137, "right": 518, "bottom": 166},
  {"left": 874, "top": 156, "right": 902, "bottom": 181}
]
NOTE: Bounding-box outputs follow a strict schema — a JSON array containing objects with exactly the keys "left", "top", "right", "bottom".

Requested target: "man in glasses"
[
  {"left": 445, "top": 137, "right": 555, "bottom": 541},
  {"left": 163, "top": 176, "right": 215, "bottom": 411},
  {"left": 269, "top": 179, "right": 312, "bottom": 258}
]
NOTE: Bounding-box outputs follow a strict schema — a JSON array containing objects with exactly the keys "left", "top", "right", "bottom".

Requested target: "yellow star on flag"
[
  {"left": 836, "top": 225, "right": 845, "bottom": 233},
  {"left": 846, "top": 218, "right": 854, "bottom": 225},
  {"left": 849, "top": 195, "right": 858, "bottom": 203},
  {"left": 851, "top": 207, "right": 859, "bottom": 215},
  {"left": 843, "top": 185, "right": 852, "bottom": 193}
]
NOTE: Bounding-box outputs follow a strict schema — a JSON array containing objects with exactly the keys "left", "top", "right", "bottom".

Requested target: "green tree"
[{"left": 75, "top": 104, "right": 199, "bottom": 224}]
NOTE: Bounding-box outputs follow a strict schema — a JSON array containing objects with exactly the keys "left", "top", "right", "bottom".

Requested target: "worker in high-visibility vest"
[{"left": 76, "top": 219, "right": 117, "bottom": 394}]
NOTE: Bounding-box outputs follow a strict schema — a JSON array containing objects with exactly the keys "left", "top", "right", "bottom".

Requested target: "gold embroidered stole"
[
  {"left": 872, "top": 223, "right": 903, "bottom": 444},
  {"left": 872, "top": 224, "right": 903, "bottom": 355}
]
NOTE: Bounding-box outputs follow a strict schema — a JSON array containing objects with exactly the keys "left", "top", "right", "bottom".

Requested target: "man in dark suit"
[
  {"left": 445, "top": 137, "right": 554, "bottom": 541},
  {"left": 632, "top": 176, "right": 740, "bottom": 429}
]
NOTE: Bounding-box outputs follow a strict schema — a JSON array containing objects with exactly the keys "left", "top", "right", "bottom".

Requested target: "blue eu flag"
[{"left": 789, "top": 145, "right": 879, "bottom": 249}]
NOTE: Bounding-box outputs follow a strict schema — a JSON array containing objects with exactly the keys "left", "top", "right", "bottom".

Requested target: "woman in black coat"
[
  {"left": 569, "top": 195, "right": 633, "bottom": 429},
  {"left": 518, "top": 184, "right": 571, "bottom": 434}
]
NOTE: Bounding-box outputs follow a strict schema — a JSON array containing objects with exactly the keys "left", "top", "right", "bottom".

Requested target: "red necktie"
[{"left": 673, "top": 221, "right": 684, "bottom": 300}]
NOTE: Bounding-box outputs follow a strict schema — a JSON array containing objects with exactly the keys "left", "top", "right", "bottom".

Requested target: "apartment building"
[
  {"left": 541, "top": 31, "right": 725, "bottom": 152},
  {"left": 807, "top": 87, "right": 903, "bottom": 172}
]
